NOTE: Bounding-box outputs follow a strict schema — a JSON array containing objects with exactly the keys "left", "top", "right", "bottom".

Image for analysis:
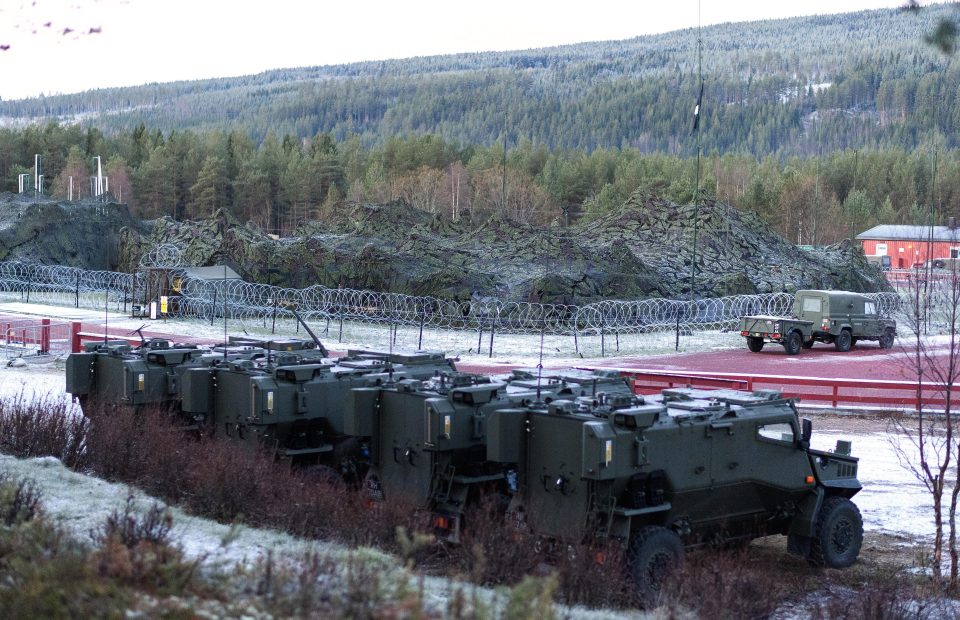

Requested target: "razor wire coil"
[{"left": 0, "top": 260, "right": 902, "bottom": 337}]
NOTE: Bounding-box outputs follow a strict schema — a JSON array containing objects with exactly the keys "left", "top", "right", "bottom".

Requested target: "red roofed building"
[{"left": 856, "top": 224, "right": 960, "bottom": 269}]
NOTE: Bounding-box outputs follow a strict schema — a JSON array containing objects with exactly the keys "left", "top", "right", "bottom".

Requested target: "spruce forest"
[{"left": 0, "top": 4, "right": 958, "bottom": 243}]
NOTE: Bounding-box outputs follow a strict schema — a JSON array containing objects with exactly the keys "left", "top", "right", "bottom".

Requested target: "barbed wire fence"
[{"left": 0, "top": 258, "right": 903, "bottom": 358}]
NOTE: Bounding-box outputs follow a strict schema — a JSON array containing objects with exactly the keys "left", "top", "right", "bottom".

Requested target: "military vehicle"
[
  {"left": 484, "top": 386, "right": 863, "bottom": 597},
  {"left": 65, "top": 336, "right": 326, "bottom": 419},
  {"left": 65, "top": 308, "right": 332, "bottom": 417},
  {"left": 178, "top": 347, "right": 458, "bottom": 472},
  {"left": 341, "top": 369, "right": 635, "bottom": 539},
  {"left": 739, "top": 289, "right": 896, "bottom": 354}
]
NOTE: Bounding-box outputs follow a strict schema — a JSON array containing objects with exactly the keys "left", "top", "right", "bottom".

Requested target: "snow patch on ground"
[{"left": 0, "top": 299, "right": 950, "bottom": 615}]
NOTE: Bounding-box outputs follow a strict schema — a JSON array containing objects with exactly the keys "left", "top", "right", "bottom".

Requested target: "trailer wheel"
[
  {"left": 746, "top": 337, "right": 764, "bottom": 353},
  {"left": 802, "top": 338, "right": 815, "bottom": 349},
  {"left": 834, "top": 330, "right": 852, "bottom": 352},
  {"left": 783, "top": 331, "right": 803, "bottom": 355},
  {"left": 628, "top": 525, "right": 684, "bottom": 605},
  {"left": 807, "top": 496, "right": 863, "bottom": 568},
  {"left": 879, "top": 328, "right": 895, "bottom": 349}
]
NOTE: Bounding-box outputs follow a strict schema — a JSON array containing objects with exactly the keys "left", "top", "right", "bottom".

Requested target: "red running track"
[{"left": 16, "top": 311, "right": 930, "bottom": 387}]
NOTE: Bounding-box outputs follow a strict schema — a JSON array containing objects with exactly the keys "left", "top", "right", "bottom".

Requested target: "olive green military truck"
[
  {"left": 486, "top": 387, "right": 863, "bottom": 599},
  {"left": 739, "top": 289, "right": 896, "bottom": 355},
  {"left": 342, "top": 369, "right": 634, "bottom": 538}
]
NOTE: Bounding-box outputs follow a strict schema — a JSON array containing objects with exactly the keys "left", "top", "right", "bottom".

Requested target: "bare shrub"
[
  {"left": 453, "top": 498, "right": 541, "bottom": 586},
  {"left": 659, "top": 546, "right": 807, "bottom": 618},
  {"left": 0, "top": 473, "right": 43, "bottom": 526},
  {"left": 179, "top": 438, "right": 281, "bottom": 522},
  {"left": 253, "top": 550, "right": 340, "bottom": 617},
  {"left": 337, "top": 552, "right": 428, "bottom": 619},
  {"left": 805, "top": 575, "right": 960, "bottom": 620},
  {"left": 89, "top": 495, "right": 196, "bottom": 594},
  {"left": 503, "top": 574, "right": 558, "bottom": 620},
  {"left": 91, "top": 495, "right": 173, "bottom": 549},
  {"left": 0, "top": 393, "right": 88, "bottom": 467},
  {"left": 552, "top": 539, "right": 633, "bottom": 609},
  {"left": 83, "top": 404, "right": 186, "bottom": 492}
]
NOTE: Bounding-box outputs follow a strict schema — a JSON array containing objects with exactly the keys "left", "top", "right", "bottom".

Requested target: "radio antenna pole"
[
  {"left": 689, "top": 0, "right": 704, "bottom": 302},
  {"left": 223, "top": 265, "right": 228, "bottom": 362},
  {"left": 535, "top": 320, "right": 545, "bottom": 403}
]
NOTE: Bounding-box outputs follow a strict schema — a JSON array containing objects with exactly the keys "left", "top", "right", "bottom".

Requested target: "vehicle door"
[
  {"left": 708, "top": 416, "right": 764, "bottom": 516},
  {"left": 861, "top": 299, "right": 880, "bottom": 337},
  {"left": 747, "top": 418, "right": 814, "bottom": 511}
]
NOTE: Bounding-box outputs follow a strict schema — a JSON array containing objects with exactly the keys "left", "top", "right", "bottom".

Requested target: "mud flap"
[
  {"left": 788, "top": 486, "right": 824, "bottom": 539},
  {"left": 433, "top": 484, "right": 470, "bottom": 543}
]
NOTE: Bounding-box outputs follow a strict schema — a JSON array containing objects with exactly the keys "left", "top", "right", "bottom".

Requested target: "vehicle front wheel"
[
  {"left": 834, "top": 330, "right": 852, "bottom": 352},
  {"left": 747, "top": 337, "right": 764, "bottom": 353},
  {"left": 628, "top": 526, "right": 684, "bottom": 605},
  {"left": 879, "top": 328, "right": 895, "bottom": 349},
  {"left": 807, "top": 496, "right": 863, "bottom": 568},
  {"left": 783, "top": 331, "right": 803, "bottom": 355}
]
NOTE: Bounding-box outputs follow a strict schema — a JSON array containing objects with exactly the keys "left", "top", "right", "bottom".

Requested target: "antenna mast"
[
  {"left": 689, "top": 0, "right": 704, "bottom": 303},
  {"left": 535, "top": 321, "right": 545, "bottom": 404},
  {"left": 104, "top": 287, "right": 109, "bottom": 346},
  {"left": 223, "top": 265, "right": 228, "bottom": 362}
]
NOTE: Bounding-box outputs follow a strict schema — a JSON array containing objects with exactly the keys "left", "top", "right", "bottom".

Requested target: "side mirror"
[{"left": 800, "top": 417, "right": 812, "bottom": 448}]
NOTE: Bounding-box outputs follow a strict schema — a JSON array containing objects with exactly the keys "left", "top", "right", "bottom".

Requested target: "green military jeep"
[{"left": 739, "top": 290, "right": 896, "bottom": 355}]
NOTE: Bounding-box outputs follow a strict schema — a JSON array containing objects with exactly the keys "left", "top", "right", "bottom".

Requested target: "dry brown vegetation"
[{"left": 0, "top": 396, "right": 955, "bottom": 617}]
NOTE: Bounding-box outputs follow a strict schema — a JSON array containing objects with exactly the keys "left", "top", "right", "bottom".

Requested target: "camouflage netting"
[
  {"left": 0, "top": 190, "right": 889, "bottom": 304},
  {"left": 0, "top": 192, "right": 144, "bottom": 269},
  {"left": 114, "top": 191, "right": 890, "bottom": 304}
]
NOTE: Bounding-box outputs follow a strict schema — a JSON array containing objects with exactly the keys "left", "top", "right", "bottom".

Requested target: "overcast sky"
[{"left": 0, "top": 0, "right": 936, "bottom": 101}]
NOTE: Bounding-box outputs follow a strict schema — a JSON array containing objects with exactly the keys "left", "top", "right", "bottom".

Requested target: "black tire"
[
  {"left": 783, "top": 331, "right": 803, "bottom": 355},
  {"left": 834, "top": 330, "right": 852, "bottom": 353},
  {"left": 879, "top": 328, "right": 895, "bottom": 350},
  {"left": 850, "top": 337, "right": 859, "bottom": 347},
  {"left": 628, "top": 525, "right": 684, "bottom": 604},
  {"left": 302, "top": 464, "right": 344, "bottom": 488},
  {"left": 747, "top": 337, "right": 764, "bottom": 353},
  {"left": 802, "top": 338, "right": 815, "bottom": 349},
  {"left": 808, "top": 496, "right": 863, "bottom": 568}
]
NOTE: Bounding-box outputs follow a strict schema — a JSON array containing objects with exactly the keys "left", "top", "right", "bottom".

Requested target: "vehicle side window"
[
  {"left": 801, "top": 297, "right": 821, "bottom": 313},
  {"left": 757, "top": 422, "right": 795, "bottom": 444},
  {"left": 864, "top": 301, "right": 876, "bottom": 315}
]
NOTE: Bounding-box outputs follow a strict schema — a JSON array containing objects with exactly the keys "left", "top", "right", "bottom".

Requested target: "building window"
[{"left": 876, "top": 243, "right": 887, "bottom": 255}]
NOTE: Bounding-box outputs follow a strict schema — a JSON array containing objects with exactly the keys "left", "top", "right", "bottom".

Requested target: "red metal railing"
[
  {"left": 615, "top": 368, "right": 949, "bottom": 412},
  {"left": 70, "top": 321, "right": 144, "bottom": 352},
  {"left": 1, "top": 318, "right": 74, "bottom": 356}
]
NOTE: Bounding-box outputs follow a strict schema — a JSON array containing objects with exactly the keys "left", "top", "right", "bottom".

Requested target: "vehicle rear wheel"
[
  {"left": 783, "top": 331, "right": 803, "bottom": 355},
  {"left": 834, "top": 330, "right": 852, "bottom": 352},
  {"left": 628, "top": 526, "right": 684, "bottom": 605},
  {"left": 301, "top": 464, "right": 344, "bottom": 488},
  {"left": 879, "top": 328, "right": 895, "bottom": 349},
  {"left": 747, "top": 337, "right": 764, "bottom": 353},
  {"left": 807, "top": 496, "right": 863, "bottom": 568}
]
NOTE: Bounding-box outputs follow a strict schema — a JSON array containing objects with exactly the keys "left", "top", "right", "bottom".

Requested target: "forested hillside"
[
  {"left": 1, "top": 6, "right": 955, "bottom": 156},
  {"left": 0, "top": 5, "right": 957, "bottom": 246}
]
